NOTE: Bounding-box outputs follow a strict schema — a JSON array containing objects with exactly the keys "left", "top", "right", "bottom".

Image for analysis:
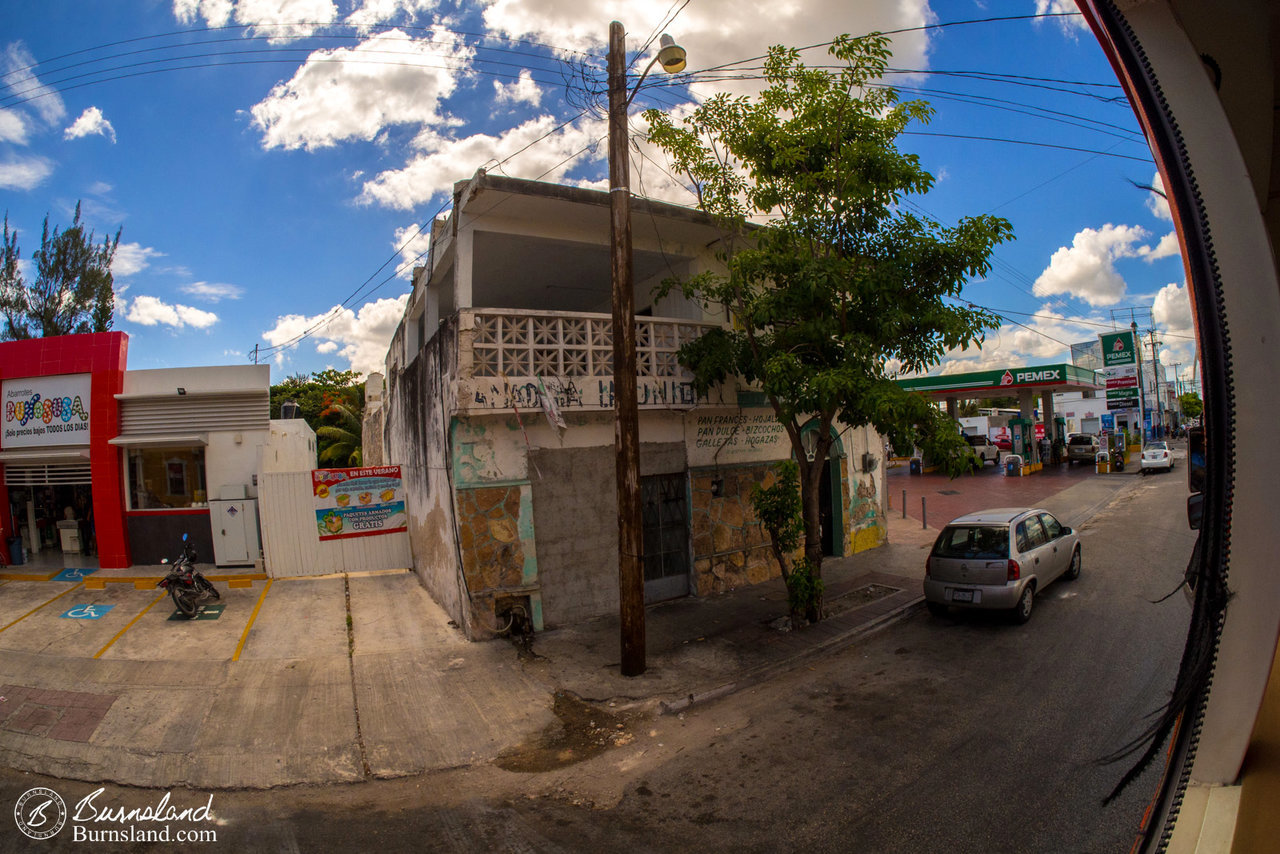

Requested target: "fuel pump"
[
  {"left": 1009, "top": 417, "right": 1034, "bottom": 461},
  {"left": 1052, "top": 416, "right": 1067, "bottom": 464}
]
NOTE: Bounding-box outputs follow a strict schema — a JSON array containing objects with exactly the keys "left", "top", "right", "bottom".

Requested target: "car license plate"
[{"left": 952, "top": 590, "right": 975, "bottom": 603}]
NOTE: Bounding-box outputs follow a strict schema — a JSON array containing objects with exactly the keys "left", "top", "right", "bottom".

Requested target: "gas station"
[{"left": 897, "top": 363, "right": 1104, "bottom": 470}]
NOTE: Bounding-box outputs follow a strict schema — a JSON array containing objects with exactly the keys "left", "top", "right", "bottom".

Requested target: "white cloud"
[
  {"left": 124, "top": 295, "right": 220, "bottom": 328},
  {"left": 393, "top": 222, "right": 433, "bottom": 279},
  {"left": 249, "top": 28, "right": 472, "bottom": 150},
  {"left": 1034, "top": 0, "right": 1089, "bottom": 34},
  {"left": 64, "top": 107, "right": 117, "bottom": 143},
  {"left": 262, "top": 294, "right": 409, "bottom": 376},
  {"left": 494, "top": 70, "right": 542, "bottom": 108},
  {"left": 346, "top": 0, "right": 438, "bottom": 32},
  {"left": 359, "top": 115, "right": 605, "bottom": 210},
  {"left": 1032, "top": 224, "right": 1151, "bottom": 307},
  {"left": 179, "top": 281, "right": 245, "bottom": 301},
  {"left": 1153, "top": 281, "right": 1193, "bottom": 336},
  {"left": 112, "top": 243, "right": 164, "bottom": 277},
  {"left": 935, "top": 304, "right": 1109, "bottom": 374},
  {"left": 0, "top": 155, "right": 54, "bottom": 191},
  {"left": 1141, "top": 231, "right": 1180, "bottom": 262},
  {"left": 174, "top": 0, "right": 336, "bottom": 41},
  {"left": 3, "top": 42, "right": 65, "bottom": 126},
  {"left": 0, "top": 109, "right": 28, "bottom": 144},
  {"left": 1144, "top": 171, "right": 1171, "bottom": 221},
  {"left": 173, "top": 0, "right": 233, "bottom": 27}
]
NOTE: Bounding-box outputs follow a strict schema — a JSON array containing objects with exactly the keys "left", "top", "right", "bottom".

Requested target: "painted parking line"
[
  {"left": 0, "top": 582, "right": 84, "bottom": 633},
  {"left": 232, "top": 578, "right": 274, "bottom": 662},
  {"left": 94, "top": 593, "right": 168, "bottom": 660}
]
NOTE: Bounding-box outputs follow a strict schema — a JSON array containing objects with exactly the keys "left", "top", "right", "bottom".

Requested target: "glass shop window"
[{"left": 128, "top": 446, "right": 207, "bottom": 509}]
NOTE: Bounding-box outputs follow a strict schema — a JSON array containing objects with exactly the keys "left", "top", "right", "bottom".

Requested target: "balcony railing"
[{"left": 459, "top": 309, "right": 725, "bottom": 413}]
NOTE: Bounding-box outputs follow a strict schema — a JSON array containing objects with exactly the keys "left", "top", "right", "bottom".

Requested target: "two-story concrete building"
[{"left": 370, "top": 172, "right": 889, "bottom": 638}]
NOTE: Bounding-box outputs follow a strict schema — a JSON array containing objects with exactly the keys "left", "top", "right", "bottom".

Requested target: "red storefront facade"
[{"left": 0, "top": 332, "right": 131, "bottom": 568}]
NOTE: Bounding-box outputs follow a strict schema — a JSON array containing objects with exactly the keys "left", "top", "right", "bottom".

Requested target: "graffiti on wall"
[{"left": 463, "top": 376, "right": 701, "bottom": 412}]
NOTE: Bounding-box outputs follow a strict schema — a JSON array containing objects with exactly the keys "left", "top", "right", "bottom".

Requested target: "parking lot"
[{"left": 0, "top": 570, "right": 363, "bottom": 663}]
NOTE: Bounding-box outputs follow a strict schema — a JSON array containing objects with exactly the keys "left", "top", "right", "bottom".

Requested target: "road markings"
[
  {"left": 232, "top": 578, "right": 274, "bottom": 662},
  {"left": 94, "top": 593, "right": 167, "bottom": 659},
  {"left": 0, "top": 583, "right": 84, "bottom": 633},
  {"left": 61, "top": 604, "right": 116, "bottom": 619}
]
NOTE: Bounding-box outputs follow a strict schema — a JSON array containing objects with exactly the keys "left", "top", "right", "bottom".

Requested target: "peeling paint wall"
[
  {"left": 838, "top": 424, "right": 887, "bottom": 553},
  {"left": 383, "top": 320, "right": 473, "bottom": 635}
]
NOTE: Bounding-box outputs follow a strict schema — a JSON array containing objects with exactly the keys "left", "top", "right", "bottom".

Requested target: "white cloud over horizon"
[
  {"left": 122, "top": 294, "right": 220, "bottom": 328},
  {"left": 112, "top": 242, "right": 164, "bottom": 277},
  {"left": 262, "top": 294, "right": 409, "bottom": 376},
  {"left": 1033, "top": 224, "right": 1153, "bottom": 307},
  {"left": 359, "top": 115, "right": 605, "bottom": 209},
  {"left": 249, "top": 28, "right": 472, "bottom": 151},
  {"left": 180, "top": 281, "right": 245, "bottom": 301},
  {"left": 0, "top": 155, "right": 53, "bottom": 190},
  {"left": 64, "top": 106, "right": 117, "bottom": 143}
]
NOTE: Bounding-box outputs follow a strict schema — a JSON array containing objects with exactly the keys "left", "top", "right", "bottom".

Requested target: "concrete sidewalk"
[{"left": 0, "top": 472, "right": 1138, "bottom": 791}]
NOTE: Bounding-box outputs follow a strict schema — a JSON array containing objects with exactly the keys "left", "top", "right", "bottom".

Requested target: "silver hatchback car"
[{"left": 923, "top": 507, "right": 1081, "bottom": 624}]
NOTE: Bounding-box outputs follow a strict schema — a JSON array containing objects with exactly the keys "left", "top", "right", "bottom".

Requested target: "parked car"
[
  {"left": 993, "top": 435, "right": 1012, "bottom": 451},
  {"left": 1066, "top": 433, "right": 1100, "bottom": 465},
  {"left": 1141, "top": 441, "right": 1175, "bottom": 474},
  {"left": 963, "top": 434, "right": 1000, "bottom": 468},
  {"left": 923, "top": 507, "right": 1081, "bottom": 624}
]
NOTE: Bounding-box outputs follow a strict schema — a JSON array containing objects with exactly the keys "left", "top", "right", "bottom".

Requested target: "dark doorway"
[{"left": 641, "top": 472, "right": 691, "bottom": 603}]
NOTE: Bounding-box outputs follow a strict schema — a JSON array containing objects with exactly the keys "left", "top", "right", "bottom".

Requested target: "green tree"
[
  {"left": 1179, "top": 391, "right": 1203, "bottom": 419},
  {"left": 316, "top": 399, "right": 363, "bottom": 466},
  {"left": 269, "top": 369, "right": 365, "bottom": 465},
  {"left": 646, "top": 34, "right": 1012, "bottom": 619},
  {"left": 0, "top": 202, "right": 120, "bottom": 340}
]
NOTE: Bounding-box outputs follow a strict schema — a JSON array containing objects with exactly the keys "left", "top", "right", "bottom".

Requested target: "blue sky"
[{"left": 1, "top": 1, "right": 1192, "bottom": 387}]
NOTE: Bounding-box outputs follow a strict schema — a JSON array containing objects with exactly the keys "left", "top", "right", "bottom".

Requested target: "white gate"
[{"left": 258, "top": 471, "right": 412, "bottom": 577}]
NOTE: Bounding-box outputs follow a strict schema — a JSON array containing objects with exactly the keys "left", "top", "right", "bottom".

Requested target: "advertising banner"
[
  {"left": 1, "top": 374, "right": 92, "bottom": 449},
  {"left": 312, "top": 466, "right": 406, "bottom": 541}
]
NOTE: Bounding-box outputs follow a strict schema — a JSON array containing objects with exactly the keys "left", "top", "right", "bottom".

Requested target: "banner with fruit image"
[{"left": 313, "top": 466, "right": 407, "bottom": 541}]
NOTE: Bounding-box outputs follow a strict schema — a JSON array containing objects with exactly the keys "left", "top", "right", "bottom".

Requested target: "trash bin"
[
  {"left": 909, "top": 457, "right": 922, "bottom": 475},
  {"left": 1096, "top": 451, "right": 1110, "bottom": 474},
  {"left": 1004, "top": 454, "right": 1023, "bottom": 476},
  {"left": 6, "top": 536, "right": 22, "bottom": 566}
]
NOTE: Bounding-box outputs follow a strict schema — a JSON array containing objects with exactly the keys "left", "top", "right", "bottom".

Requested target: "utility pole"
[
  {"left": 1131, "top": 320, "right": 1146, "bottom": 440},
  {"left": 1148, "top": 328, "right": 1163, "bottom": 437},
  {"left": 606, "top": 22, "right": 686, "bottom": 678},
  {"left": 608, "top": 20, "right": 645, "bottom": 677}
]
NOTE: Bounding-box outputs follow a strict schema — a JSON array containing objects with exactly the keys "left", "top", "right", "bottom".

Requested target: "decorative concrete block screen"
[{"left": 469, "top": 310, "right": 713, "bottom": 379}]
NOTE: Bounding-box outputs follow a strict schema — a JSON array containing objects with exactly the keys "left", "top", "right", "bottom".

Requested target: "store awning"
[
  {"left": 108, "top": 434, "right": 208, "bottom": 448},
  {"left": 0, "top": 447, "right": 91, "bottom": 464}
]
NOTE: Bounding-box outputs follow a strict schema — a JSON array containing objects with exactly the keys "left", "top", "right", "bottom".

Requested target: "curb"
[{"left": 656, "top": 596, "right": 926, "bottom": 715}]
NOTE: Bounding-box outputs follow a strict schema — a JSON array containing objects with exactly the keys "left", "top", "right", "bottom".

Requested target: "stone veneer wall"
[{"left": 689, "top": 464, "right": 779, "bottom": 595}]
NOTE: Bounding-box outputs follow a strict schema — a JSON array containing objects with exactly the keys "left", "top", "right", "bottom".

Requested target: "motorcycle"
[{"left": 157, "top": 533, "right": 220, "bottom": 618}]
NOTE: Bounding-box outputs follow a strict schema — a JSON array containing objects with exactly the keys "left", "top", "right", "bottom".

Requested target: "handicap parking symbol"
[
  {"left": 61, "top": 604, "right": 116, "bottom": 620},
  {"left": 53, "top": 568, "right": 98, "bottom": 582}
]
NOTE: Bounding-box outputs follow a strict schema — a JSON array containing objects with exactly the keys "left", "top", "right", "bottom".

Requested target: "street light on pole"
[{"left": 608, "top": 21, "right": 686, "bottom": 678}]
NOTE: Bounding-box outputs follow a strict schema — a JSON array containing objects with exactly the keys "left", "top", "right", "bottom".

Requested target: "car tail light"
[{"left": 1007, "top": 559, "right": 1021, "bottom": 581}]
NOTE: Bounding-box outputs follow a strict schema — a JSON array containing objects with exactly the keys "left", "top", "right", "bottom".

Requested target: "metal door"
[{"left": 641, "top": 473, "right": 690, "bottom": 603}]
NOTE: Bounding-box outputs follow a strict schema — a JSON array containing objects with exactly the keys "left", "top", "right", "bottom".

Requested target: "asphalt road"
[{"left": 0, "top": 466, "right": 1194, "bottom": 853}]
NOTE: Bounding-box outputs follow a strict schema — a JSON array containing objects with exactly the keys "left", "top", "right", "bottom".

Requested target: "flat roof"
[{"left": 897, "top": 363, "right": 1102, "bottom": 399}]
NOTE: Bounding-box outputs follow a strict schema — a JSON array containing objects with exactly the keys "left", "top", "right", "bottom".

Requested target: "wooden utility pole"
[{"left": 608, "top": 20, "right": 645, "bottom": 677}]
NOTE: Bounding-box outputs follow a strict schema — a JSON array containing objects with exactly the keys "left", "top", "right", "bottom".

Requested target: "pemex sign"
[{"left": 1099, "top": 330, "right": 1139, "bottom": 411}]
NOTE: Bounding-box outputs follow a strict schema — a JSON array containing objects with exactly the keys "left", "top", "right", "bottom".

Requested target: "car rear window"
[
  {"left": 1068, "top": 435, "right": 1095, "bottom": 445},
  {"left": 932, "top": 526, "right": 1009, "bottom": 560}
]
